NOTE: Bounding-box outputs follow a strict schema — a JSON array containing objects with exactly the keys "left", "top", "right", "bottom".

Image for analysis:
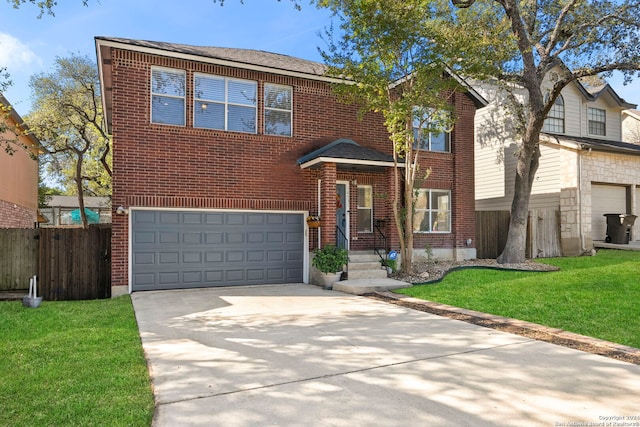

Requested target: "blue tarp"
[{"left": 70, "top": 208, "right": 100, "bottom": 224}]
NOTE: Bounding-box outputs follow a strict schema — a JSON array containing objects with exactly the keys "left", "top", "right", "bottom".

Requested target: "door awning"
[{"left": 297, "top": 138, "right": 403, "bottom": 171}]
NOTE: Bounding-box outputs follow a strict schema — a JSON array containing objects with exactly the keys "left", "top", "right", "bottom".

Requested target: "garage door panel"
[
  {"left": 132, "top": 211, "right": 304, "bottom": 291},
  {"left": 160, "top": 212, "right": 179, "bottom": 224}
]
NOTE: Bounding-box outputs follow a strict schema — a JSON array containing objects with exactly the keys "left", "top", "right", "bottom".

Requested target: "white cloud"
[{"left": 0, "top": 32, "right": 42, "bottom": 70}]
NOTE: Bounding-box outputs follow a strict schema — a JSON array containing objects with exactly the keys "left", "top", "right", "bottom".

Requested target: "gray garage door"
[{"left": 131, "top": 210, "right": 304, "bottom": 291}]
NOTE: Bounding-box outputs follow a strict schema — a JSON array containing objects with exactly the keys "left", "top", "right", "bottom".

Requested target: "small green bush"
[{"left": 313, "top": 245, "right": 349, "bottom": 273}]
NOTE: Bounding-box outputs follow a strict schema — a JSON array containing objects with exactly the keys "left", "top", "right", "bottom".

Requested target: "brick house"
[
  {"left": 0, "top": 93, "right": 39, "bottom": 228},
  {"left": 95, "top": 37, "right": 485, "bottom": 295}
]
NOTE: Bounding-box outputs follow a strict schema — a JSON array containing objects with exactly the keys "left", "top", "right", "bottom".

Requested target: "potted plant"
[
  {"left": 306, "top": 215, "right": 321, "bottom": 228},
  {"left": 312, "top": 245, "right": 348, "bottom": 289}
]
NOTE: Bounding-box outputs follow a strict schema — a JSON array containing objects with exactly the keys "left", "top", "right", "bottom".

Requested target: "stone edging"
[{"left": 373, "top": 291, "right": 640, "bottom": 365}]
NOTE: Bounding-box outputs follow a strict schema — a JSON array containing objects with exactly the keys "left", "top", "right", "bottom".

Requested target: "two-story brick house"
[
  {"left": 475, "top": 76, "right": 639, "bottom": 256},
  {"left": 95, "top": 37, "right": 484, "bottom": 295}
]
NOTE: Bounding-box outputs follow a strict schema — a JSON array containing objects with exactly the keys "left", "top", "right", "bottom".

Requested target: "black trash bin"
[{"left": 604, "top": 214, "right": 637, "bottom": 244}]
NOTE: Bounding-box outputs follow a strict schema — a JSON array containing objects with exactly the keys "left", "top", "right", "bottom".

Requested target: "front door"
[{"left": 336, "top": 182, "right": 349, "bottom": 249}]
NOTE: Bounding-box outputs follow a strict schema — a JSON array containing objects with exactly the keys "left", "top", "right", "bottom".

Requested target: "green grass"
[
  {"left": 396, "top": 249, "right": 640, "bottom": 349},
  {"left": 0, "top": 296, "right": 154, "bottom": 427}
]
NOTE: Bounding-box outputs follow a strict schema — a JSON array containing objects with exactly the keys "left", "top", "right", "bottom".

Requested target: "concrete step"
[
  {"left": 347, "top": 268, "right": 388, "bottom": 280},
  {"left": 348, "top": 251, "right": 382, "bottom": 263},
  {"left": 348, "top": 261, "right": 383, "bottom": 271}
]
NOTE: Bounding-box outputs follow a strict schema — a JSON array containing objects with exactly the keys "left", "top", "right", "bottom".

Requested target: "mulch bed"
[{"left": 366, "top": 292, "right": 640, "bottom": 366}]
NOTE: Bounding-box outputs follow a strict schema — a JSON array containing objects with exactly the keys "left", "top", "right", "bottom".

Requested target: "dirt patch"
[{"left": 366, "top": 292, "right": 640, "bottom": 366}]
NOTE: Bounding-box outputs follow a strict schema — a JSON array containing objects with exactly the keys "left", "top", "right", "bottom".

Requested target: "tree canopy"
[
  {"left": 316, "top": 0, "right": 640, "bottom": 263},
  {"left": 26, "top": 54, "right": 111, "bottom": 226}
]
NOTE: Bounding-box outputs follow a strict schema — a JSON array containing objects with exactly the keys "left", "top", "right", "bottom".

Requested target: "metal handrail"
[
  {"left": 373, "top": 219, "right": 387, "bottom": 263},
  {"left": 335, "top": 225, "right": 349, "bottom": 250}
]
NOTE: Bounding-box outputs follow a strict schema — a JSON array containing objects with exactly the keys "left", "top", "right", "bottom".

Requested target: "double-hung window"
[
  {"left": 412, "top": 107, "right": 450, "bottom": 152},
  {"left": 194, "top": 74, "right": 257, "bottom": 133},
  {"left": 151, "top": 67, "right": 186, "bottom": 126},
  {"left": 264, "top": 84, "right": 292, "bottom": 136},
  {"left": 588, "top": 107, "right": 606, "bottom": 136},
  {"left": 357, "top": 185, "right": 373, "bottom": 233},
  {"left": 413, "top": 189, "right": 451, "bottom": 233},
  {"left": 543, "top": 95, "right": 565, "bottom": 133}
]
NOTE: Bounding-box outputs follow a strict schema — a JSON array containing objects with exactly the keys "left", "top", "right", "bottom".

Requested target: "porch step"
[{"left": 347, "top": 251, "right": 388, "bottom": 280}]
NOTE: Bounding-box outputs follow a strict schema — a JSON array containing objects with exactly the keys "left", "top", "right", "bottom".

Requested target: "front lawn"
[
  {"left": 0, "top": 296, "right": 154, "bottom": 427},
  {"left": 396, "top": 249, "right": 640, "bottom": 349}
]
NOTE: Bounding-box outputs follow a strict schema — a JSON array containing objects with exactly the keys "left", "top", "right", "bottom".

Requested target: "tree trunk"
[
  {"left": 75, "top": 151, "right": 88, "bottom": 228},
  {"left": 497, "top": 123, "right": 541, "bottom": 263}
]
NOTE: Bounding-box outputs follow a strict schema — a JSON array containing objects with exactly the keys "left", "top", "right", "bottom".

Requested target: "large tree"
[
  {"left": 26, "top": 54, "right": 111, "bottom": 227},
  {"left": 446, "top": 0, "right": 640, "bottom": 262},
  {"left": 317, "top": 0, "right": 503, "bottom": 273},
  {"left": 318, "top": 0, "right": 640, "bottom": 263}
]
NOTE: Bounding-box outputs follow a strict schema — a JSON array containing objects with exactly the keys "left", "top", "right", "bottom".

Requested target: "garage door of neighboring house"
[
  {"left": 131, "top": 210, "right": 304, "bottom": 291},
  {"left": 591, "top": 184, "right": 627, "bottom": 242}
]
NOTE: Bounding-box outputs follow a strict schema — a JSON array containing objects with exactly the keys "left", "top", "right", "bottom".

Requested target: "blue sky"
[{"left": 1, "top": 0, "right": 639, "bottom": 116}]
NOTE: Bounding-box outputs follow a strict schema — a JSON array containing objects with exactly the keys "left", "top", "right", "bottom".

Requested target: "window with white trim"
[
  {"left": 264, "top": 83, "right": 292, "bottom": 136},
  {"left": 543, "top": 95, "right": 565, "bottom": 133},
  {"left": 588, "top": 107, "right": 606, "bottom": 136},
  {"left": 357, "top": 185, "right": 373, "bottom": 233},
  {"left": 151, "top": 67, "right": 186, "bottom": 126},
  {"left": 194, "top": 74, "right": 257, "bottom": 133},
  {"left": 412, "top": 107, "right": 450, "bottom": 152},
  {"left": 413, "top": 189, "right": 451, "bottom": 233}
]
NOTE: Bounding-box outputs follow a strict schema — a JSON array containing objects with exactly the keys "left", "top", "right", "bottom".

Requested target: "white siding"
[{"left": 622, "top": 112, "right": 640, "bottom": 144}]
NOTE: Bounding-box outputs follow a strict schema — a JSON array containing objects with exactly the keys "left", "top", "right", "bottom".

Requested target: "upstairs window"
[
  {"left": 543, "top": 95, "right": 565, "bottom": 133},
  {"left": 413, "top": 189, "right": 451, "bottom": 233},
  {"left": 264, "top": 84, "right": 292, "bottom": 136},
  {"left": 588, "top": 107, "right": 606, "bottom": 136},
  {"left": 357, "top": 185, "right": 373, "bottom": 233},
  {"left": 412, "top": 107, "right": 450, "bottom": 152},
  {"left": 151, "top": 67, "right": 186, "bottom": 126},
  {"left": 194, "top": 74, "right": 257, "bottom": 133}
]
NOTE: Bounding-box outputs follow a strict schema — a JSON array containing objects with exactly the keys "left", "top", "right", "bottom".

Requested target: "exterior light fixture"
[{"left": 116, "top": 206, "right": 128, "bottom": 215}]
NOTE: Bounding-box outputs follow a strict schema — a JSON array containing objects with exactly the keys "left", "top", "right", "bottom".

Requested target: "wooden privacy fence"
[
  {"left": 0, "top": 225, "right": 111, "bottom": 300},
  {"left": 475, "top": 209, "right": 562, "bottom": 259},
  {"left": 0, "top": 228, "right": 38, "bottom": 291}
]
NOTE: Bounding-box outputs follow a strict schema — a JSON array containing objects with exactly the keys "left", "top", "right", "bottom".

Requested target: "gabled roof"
[
  {"left": 543, "top": 133, "right": 640, "bottom": 156},
  {"left": 297, "top": 138, "right": 402, "bottom": 171},
  {"left": 577, "top": 82, "right": 637, "bottom": 109}
]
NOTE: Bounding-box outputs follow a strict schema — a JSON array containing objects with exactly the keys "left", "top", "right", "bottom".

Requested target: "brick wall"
[
  {"left": 0, "top": 200, "right": 36, "bottom": 228},
  {"left": 108, "top": 47, "right": 478, "bottom": 287}
]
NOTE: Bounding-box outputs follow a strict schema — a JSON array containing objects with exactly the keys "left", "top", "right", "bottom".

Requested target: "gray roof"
[
  {"left": 297, "top": 139, "right": 400, "bottom": 171},
  {"left": 95, "top": 36, "right": 328, "bottom": 77},
  {"left": 545, "top": 133, "right": 640, "bottom": 155}
]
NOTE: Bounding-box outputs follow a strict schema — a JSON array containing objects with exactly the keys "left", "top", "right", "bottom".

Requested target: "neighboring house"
[
  {"left": 39, "top": 195, "right": 111, "bottom": 226},
  {"left": 96, "top": 37, "right": 486, "bottom": 296},
  {"left": 0, "top": 93, "right": 39, "bottom": 228},
  {"left": 475, "top": 77, "right": 639, "bottom": 256},
  {"left": 622, "top": 109, "right": 640, "bottom": 144}
]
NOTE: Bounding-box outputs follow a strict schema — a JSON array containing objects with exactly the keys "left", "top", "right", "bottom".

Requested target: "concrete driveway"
[{"left": 131, "top": 284, "right": 640, "bottom": 426}]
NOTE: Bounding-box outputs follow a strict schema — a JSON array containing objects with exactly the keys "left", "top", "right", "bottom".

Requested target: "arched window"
[{"left": 543, "top": 94, "right": 565, "bottom": 134}]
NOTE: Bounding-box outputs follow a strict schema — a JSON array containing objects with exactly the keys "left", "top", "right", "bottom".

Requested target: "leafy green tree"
[
  {"left": 316, "top": 0, "right": 503, "bottom": 273},
  {"left": 441, "top": 0, "right": 640, "bottom": 263},
  {"left": 5, "top": 0, "right": 88, "bottom": 17},
  {"left": 26, "top": 54, "right": 111, "bottom": 227}
]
